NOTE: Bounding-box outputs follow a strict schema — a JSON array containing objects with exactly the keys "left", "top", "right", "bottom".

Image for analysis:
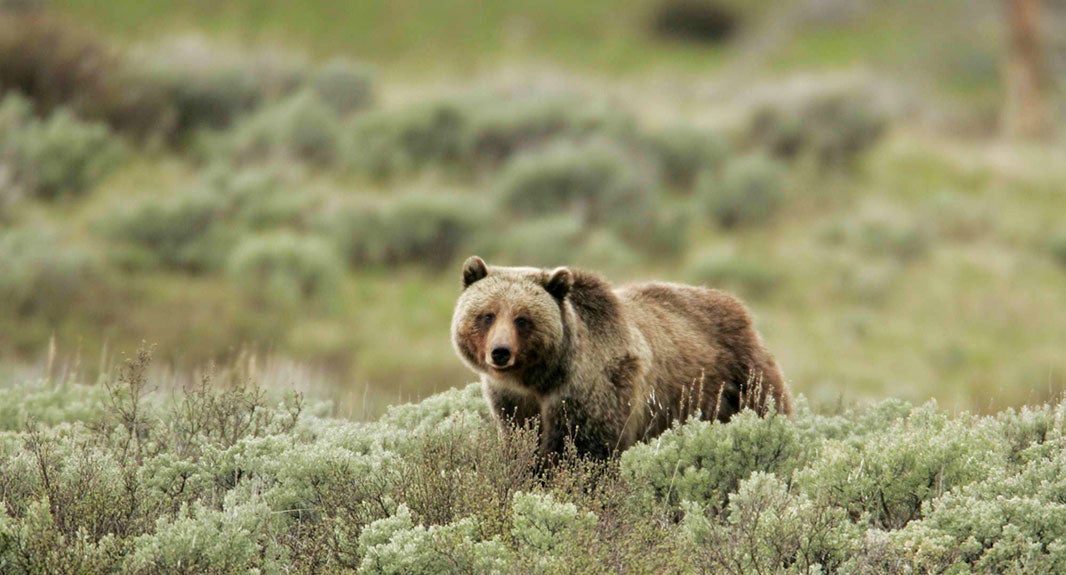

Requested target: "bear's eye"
[
  {"left": 478, "top": 313, "right": 495, "bottom": 328},
  {"left": 514, "top": 317, "right": 532, "bottom": 331}
]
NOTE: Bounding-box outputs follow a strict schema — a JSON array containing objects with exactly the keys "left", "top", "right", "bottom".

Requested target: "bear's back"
[{"left": 614, "top": 281, "right": 788, "bottom": 420}]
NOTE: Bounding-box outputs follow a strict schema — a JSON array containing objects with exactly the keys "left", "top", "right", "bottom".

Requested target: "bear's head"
[{"left": 451, "top": 256, "right": 572, "bottom": 388}]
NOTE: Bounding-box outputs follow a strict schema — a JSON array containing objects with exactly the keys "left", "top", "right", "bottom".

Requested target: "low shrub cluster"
[
  {"left": 749, "top": 88, "right": 888, "bottom": 170},
  {"left": 1, "top": 350, "right": 1064, "bottom": 573},
  {"left": 99, "top": 168, "right": 307, "bottom": 273},
  {"left": 0, "top": 93, "right": 124, "bottom": 202},
  {"left": 345, "top": 97, "right": 635, "bottom": 180},
  {"left": 0, "top": 229, "right": 103, "bottom": 321},
  {"left": 316, "top": 193, "right": 485, "bottom": 271},
  {"left": 697, "top": 153, "right": 787, "bottom": 229},
  {"left": 0, "top": 10, "right": 170, "bottom": 141}
]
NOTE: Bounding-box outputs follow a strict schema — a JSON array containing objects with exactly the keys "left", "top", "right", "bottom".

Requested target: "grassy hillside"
[
  {"left": 1, "top": 354, "right": 1065, "bottom": 573},
  {"left": 1, "top": 1, "right": 1064, "bottom": 418}
]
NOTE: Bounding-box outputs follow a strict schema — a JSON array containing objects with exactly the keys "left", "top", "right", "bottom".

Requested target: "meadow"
[{"left": 2, "top": 0, "right": 1064, "bottom": 417}]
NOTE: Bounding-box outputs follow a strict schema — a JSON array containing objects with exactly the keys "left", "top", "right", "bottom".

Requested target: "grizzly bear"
[{"left": 451, "top": 256, "right": 792, "bottom": 460}]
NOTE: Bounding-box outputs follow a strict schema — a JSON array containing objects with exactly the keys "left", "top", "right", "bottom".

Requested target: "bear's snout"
[{"left": 490, "top": 346, "right": 513, "bottom": 367}]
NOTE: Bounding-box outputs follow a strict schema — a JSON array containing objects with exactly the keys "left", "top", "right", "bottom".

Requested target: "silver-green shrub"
[
  {"left": 2, "top": 349, "right": 1066, "bottom": 573},
  {"left": 227, "top": 232, "right": 346, "bottom": 309},
  {"left": 0, "top": 229, "right": 102, "bottom": 321},
  {"left": 749, "top": 88, "right": 887, "bottom": 170},
  {"left": 621, "top": 409, "right": 806, "bottom": 511},
  {"left": 698, "top": 153, "right": 787, "bottom": 229},
  {"left": 100, "top": 167, "right": 301, "bottom": 272},
  {"left": 312, "top": 58, "right": 375, "bottom": 117},
  {"left": 358, "top": 505, "right": 510, "bottom": 575},
  {"left": 494, "top": 139, "right": 657, "bottom": 234},
  {"left": 0, "top": 94, "right": 123, "bottom": 201},
  {"left": 643, "top": 124, "right": 730, "bottom": 190},
  {"left": 218, "top": 90, "right": 343, "bottom": 166}
]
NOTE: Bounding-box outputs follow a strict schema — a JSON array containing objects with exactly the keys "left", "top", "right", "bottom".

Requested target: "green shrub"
[
  {"left": 0, "top": 229, "right": 102, "bottom": 320},
  {"left": 698, "top": 153, "right": 786, "bottom": 228},
  {"left": 1048, "top": 232, "right": 1066, "bottom": 270},
  {"left": 101, "top": 168, "right": 299, "bottom": 272},
  {"left": 2, "top": 351, "right": 1066, "bottom": 573},
  {"left": 0, "top": 94, "right": 124, "bottom": 200},
  {"left": 797, "top": 403, "right": 1004, "bottom": 530},
  {"left": 377, "top": 193, "right": 484, "bottom": 270},
  {"left": 749, "top": 88, "right": 887, "bottom": 170},
  {"left": 688, "top": 252, "right": 783, "bottom": 299},
  {"left": 315, "top": 199, "right": 389, "bottom": 268},
  {"left": 311, "top": 58, "right": 375, "bottom": 116},
  {"left": 681, "top": 472, "right": 859, "bottom": 574},
  {"left": 576, "top": 230, "right": 643, "bottom": 271},
  {"left": 358, "top": 505, "right": 510, "bottom": 575},
  {"left": 219, "top": 90, "right": 342, "bottom": 166},
  {"left": 621, "top": 409, "right": 805, "bottom": 512},
  {"left": 347, "top": 100, "right": 471, "bottom": 179},
  {"left": 476, "top": 215, "right": 585, "bottom": 269},
  {"left": 133, "top": 37, "right": 306, "bottom": 137},
  {"left": 10, "top": 108, "right": 124, "bottom": 199},
  {"left": 227, "top": 232, "right": 346, "bottom": 308},
  {"left": 127, "top": 498, "right": 278, "bottom": 575},
  {"left": 511, "top": 491, "right": 596, "bottom": 557},
  {"left": 464, "top": 98, "right": 633, "bottom": 170},
  {"left": 494, "top": 139, "right": 655, "bottom": 230},
  {"left": 643, "top": 124, "right": 730, "bottom": 190},
  {"left": 888, "top": 492, "right": 1066, "bottom": 573}
]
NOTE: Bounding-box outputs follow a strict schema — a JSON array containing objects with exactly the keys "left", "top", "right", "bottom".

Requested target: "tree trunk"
[{"left": 1004, "top": 0, "right": 1053, "bottom": 139}]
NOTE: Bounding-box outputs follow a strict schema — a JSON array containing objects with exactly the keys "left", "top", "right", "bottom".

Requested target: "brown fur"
[{"left": 451, "top": 256, "right": 792, "bottom": 460}]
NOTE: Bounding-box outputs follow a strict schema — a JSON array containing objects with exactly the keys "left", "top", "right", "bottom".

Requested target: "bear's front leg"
[
  {"left": 539, "top": 396, "right": 619, "bottom": 461},
  {"left": 483, "top": 384, "right": 540, "bottom": 429}
]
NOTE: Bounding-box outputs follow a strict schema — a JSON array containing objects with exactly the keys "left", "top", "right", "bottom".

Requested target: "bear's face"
[{"left": 451, "top": 256, "right": 572, "bottom": 385}]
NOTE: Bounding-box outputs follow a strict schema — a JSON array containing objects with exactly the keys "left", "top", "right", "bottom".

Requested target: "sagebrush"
[{"left": 1, "top": 349, "right": 1064, "bottom": 573}]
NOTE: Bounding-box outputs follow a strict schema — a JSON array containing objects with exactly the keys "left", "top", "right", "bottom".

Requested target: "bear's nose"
[{"left": 490, "top": 346, "right": 512, "bottom": 367}]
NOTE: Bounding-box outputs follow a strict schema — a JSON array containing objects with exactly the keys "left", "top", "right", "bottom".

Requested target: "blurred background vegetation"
[{"left": 1, "top": 0, "right": 1065, "bottom": 417}]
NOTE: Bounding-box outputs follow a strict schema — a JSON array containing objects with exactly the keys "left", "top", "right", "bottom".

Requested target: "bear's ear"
[
  {"left": 462, "top": 256, "right": 488, "bottom": 288},
  {"left": 544, "top": 267, "right": 573, "bottom": 301}
]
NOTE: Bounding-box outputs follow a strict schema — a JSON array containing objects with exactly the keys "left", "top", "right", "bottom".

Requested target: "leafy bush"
[
  {"left": 796, "top": 403, "right": 1004, "bottom": 530},
  {"left": 0, "top": 229, "right": 102, "bottom": 320},
  {"left": 681, "top": 473, "right": 859, "bottom": 574},
  {"left": 494, "top": 139, "right": 656, "bottom": 232},
  {"left": 227, "top": 232, "right": 346, "bottom": 308},
  {"left": 698, "top": 153, "right": 786, "bottom": 228},
  {"left": 476, "top": 215, "right": 585, "bottom": 268},
  {"left": 347, "top": 100, "right": 471, "bottom": 179},
  {"left": 311, "top": 58, "right": 375, "bottom": 116},
  {"left": 100, "top": 168, "right": 299, "bottom": 272},
  {"left": 376, "top": 193, "right": 485, "bottom": 270},
  {"left": 0, "top": 94, "right": 124, "bottom": 200},
  {"left": 643, "top": 124, "right": 730, "bottom": 190},
  {"left": 214, "top": 90, "right": 343, "bottom": 166},
  {"left": 1048, "top": 232, "right": 1066, "bottom": 270},
  {"left": 463, "top": 98, "right": 632, "bottom": 170},
  {"left": 621, "top": 409, "right": 805, "bottom": 511},
  {"left": 749, "top": 88, "right": 888, "bottom": 170},
  {"left": 9, "top": 108, "right": 124, "bottom": 199},
  {"left": 315, "top": 199, "right": 389, "bottom": 268},
  {"left": 2, "top": 350, "right": 1066, "bottom": 573},
  {"left": 132, "top": 36, "right": 306, "bottom": 138}
]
